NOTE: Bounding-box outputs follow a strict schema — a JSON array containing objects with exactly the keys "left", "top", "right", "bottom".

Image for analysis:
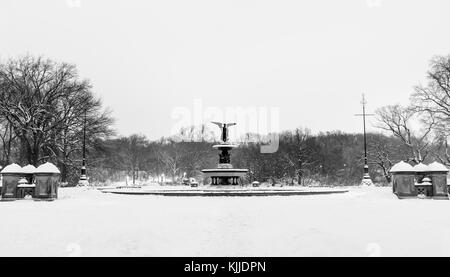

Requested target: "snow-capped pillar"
[
  {"left": 34, "top": 162, "right": 61, "bottom": 201},
  {"left": 428, "top": 162, "right": 449, "bottom": 199},
  {"left": 0, "top": 163, "right": 23, "bottom": 201},
  {"left": 390, "top": 161, "right": 415, "bottom": 199}
]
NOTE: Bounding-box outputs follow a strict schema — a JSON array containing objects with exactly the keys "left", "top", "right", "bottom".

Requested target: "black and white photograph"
[{"left": 1, "top": 0, "right": 450, "bottom": 265}]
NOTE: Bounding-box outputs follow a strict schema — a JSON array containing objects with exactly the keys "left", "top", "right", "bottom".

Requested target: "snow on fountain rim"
[
  {"left": 100, "top": 186, "right": 349, "bottom": 196},
  {"left": 212, "top": 144, "right": 238, "bottom": 149},
  {"left": 202, "top": 168, "right": 248, "bottom": 172},
  {"left": 99, "top": 182, "right": 350, "bottom": 196}
]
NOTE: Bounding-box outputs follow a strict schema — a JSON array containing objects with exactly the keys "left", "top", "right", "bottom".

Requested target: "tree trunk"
[
  {"left": 297, "top": 161, "right": 303, "bottom": 186},
  {"left": 6, "top": 123, "right": 12, "bottom": 164},
  {"left": 19, "top": 136, "right": 32, "bottom": 165},
  {"left": 61, "top": 130, "right": 69, "bottom": 183},
  {"left": 60, "top": 162, "right": 68, "bottom": 183},
  {"left": 31, "top": 144, "right": 40, "bottom": 166}
]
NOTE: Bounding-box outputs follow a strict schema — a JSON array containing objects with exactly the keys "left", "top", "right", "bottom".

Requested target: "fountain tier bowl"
[
  {"left": 202, "top": 168, "right": 248, "bottom": 175},
  {"left": 212, "top": 144, "right": 237, "bottom": 149}
]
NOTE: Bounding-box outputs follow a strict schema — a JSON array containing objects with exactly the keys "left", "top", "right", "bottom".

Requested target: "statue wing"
[
  {"left": 225, "top": 123, "right": 237, "bottom": 127},
  {"left": 211, "top": 121, "right": 223, "bottom": 128}
]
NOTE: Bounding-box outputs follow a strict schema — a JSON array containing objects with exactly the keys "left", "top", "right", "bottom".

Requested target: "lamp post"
[
  {"left": 355, "top": 94, "right": 374, "bottom": 186},
  {"left": 78, "top": 109, "right": 89, "bottom": 186}
]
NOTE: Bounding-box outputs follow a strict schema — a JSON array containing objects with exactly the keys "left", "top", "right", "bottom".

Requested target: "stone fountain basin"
[
  {"left": 202, "top": 168, "right": 248, "bottom": 175},
  {"left": 100, "top": 186, "right": 349, "bottom": 197}
]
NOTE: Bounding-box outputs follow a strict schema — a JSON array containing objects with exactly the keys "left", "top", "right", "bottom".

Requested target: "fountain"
[
  {"left": 202, "top": 122, "right": 248, "bottom": 185},
  {"left": 100, "top": 121, "right": 349, "bottom": 196}
]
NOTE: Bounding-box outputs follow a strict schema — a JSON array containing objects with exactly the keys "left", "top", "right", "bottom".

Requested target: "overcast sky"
[{"left": 1, "top": 0, "right": 450, "bottom": 139}]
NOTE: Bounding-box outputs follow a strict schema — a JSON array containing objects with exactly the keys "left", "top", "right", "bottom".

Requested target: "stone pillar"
[
  {"left": 390, "top": 161, "right": 415, "bottom": 199},
  {"left": 1, "top": 173, "right": 21, "bottom": 201},
  {"left": 34, "top": 162, "right": 61, "bottom": 201},
  {"left": 392, "top": 172, "right": 416, "bottom": 198},
  {"left": 428, "top": 161, "right": 449, "bottom": 199},
  {"left": 0, "top": 163, "right": 23, "bottom": 201}
]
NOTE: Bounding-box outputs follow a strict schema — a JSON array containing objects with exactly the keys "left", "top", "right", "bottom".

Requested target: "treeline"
[
  {"left": 1, "top": 54, "right": 450, "bottom": 186},
  {"left": 86, "top": 130, "right": 416, "bottom": 186}
]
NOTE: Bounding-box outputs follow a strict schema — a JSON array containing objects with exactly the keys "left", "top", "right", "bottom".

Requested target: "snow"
[
  {"left": 1, "top": 163, "right": 23, "bottom": 174},
  {"left": 17, "top": 184, "right": 35, "bottom": 188},
  {"left": 414, "top": 177, "right": 433, "bottom": 186},
  {"left": 428, "top": 162, "right": 449, "bottom": 172},
  {"left": 21, "top": 165, "right": 36, "bottom": 174},
  {"left": 1, "top": 186, "right": 450, "bottom": 257},
  {"left": 414, "top": 163, "right": 430, "bottom": 172},
  {"left": 390, "top": 161, "right": 414, "bottom": 173},
  {"left": 34, "top": 162, "right": 60, "bottom": 174},
  {"left": 415, "top": 182, "right": 432, "bottom": 186}
]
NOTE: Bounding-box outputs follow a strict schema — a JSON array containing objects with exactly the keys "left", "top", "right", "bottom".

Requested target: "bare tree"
[
  {"left": 158, "top": 150, "right": 180, "bottom": 183},
  {"left": 281, "top": 128, "right": 317, "bottom": 185},
  {"left": 367, "top": 133, "right": 407, "bottom": 182},
  {"left": 116, "top": 135, "right": 149, "bottom": 185},
  {"left": 375, "top": 105, "right": 434, "bottom": 164},
  {"left": 0, "top": 56, "right": 79, "bottom": 164},
  {"left": 0, "top": 119, "right": 17, "bottom": 165},
  {"left": 0, "top": 55, "right": 113, "bottom": 183},
  {"left": 412, "top": 55, "right": 450, "bottom": 164},
  {"left": 43, "top": 87, "right": 114, "bottom": 183},
  {"left": 412, "top": 55, "right": 450, "bottom": 123}
]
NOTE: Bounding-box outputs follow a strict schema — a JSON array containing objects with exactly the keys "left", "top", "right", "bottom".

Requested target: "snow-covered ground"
[{"left": 1, "top": 186, "right": 450, "bottom": 257}]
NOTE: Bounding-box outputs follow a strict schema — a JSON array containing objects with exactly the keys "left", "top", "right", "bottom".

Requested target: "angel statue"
[{"left": 211, "top": 122, "right": 237, "bottom": 143}]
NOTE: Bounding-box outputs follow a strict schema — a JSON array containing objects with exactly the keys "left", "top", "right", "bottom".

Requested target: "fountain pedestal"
[{"left": 202, "top": 143, "right": 248, "bottom": 185}]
